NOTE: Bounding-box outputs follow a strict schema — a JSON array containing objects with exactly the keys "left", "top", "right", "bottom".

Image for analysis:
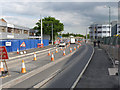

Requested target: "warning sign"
[
  {"left": 0, "top": 46, "right": 9, "bottom": 59},
  {"left": 20, "top": 42, "right": 26, "bottom": 47}
]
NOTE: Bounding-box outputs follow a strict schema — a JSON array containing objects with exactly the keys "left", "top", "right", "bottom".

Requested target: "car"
[{"left": 59, "top": 41, "right": 66, "bottom": 47}]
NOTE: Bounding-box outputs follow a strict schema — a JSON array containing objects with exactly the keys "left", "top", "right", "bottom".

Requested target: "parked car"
[{"left": 59, "top": 41, "right": 66, "bottom": 47}]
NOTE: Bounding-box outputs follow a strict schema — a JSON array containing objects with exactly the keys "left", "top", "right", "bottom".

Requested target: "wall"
[{"left": 0, "top": 39, "right": 49, "bottom": 52}]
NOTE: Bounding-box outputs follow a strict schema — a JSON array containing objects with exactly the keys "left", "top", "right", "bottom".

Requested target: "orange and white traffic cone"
[
  {"left": 63, "top": 50, "right": 66, "bottom": 56},
  {"left": 34, "top": 52, "right": 37, "bottom": 61},
  {"left": 77, "top": 45, "right": 79, "bottom": 49},
  {"left": 60, "top": 47, "right": 63, "bottom": 51},
  {"left": 21, "top": 60, "right": 26, "bottom": 73},
  {"left": 74, "top": 47, "right": 76, "bottom": 50},
  {"left": 55, "top": 48, "right": 58, "bottom": 53},
  {"left": 51, "top": 53, "right": 54, "bottom": 61},
  {"left": 48, "top": 49, "right": 51, "bottom": 56},
  {"left": 0, "top": 61, "right": 4, "bottom": 72},
  {"left": 17, "top": 48, "right": 19, "bottom": 54},
  {"left": 70, "top": 47, "right": 72, "bottom": 53}
]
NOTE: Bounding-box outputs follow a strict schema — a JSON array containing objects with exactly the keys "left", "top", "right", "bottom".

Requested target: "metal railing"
[{"left": 100, "top": 36, "right": 120, "bottom": 67}]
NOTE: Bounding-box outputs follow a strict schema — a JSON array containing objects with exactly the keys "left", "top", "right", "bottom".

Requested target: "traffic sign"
[
  {"left": 20, "top": 42, "right": 26, "bottom": 47},
  {"left": 0, "top": 46, "right": 9, "bottom": 59}
]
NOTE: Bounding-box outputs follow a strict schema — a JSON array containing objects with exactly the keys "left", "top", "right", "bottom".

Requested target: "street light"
[
  {"left": 104, "top": 5, "right": 111, "bottom": 37},
  {"left": 41, "top": 15, "right": 43, "bottom": 45}
]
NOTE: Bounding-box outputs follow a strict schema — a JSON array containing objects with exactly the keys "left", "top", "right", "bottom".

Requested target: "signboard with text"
[{"left": 0, "top": 46, "right": 9, "bottom": 59}]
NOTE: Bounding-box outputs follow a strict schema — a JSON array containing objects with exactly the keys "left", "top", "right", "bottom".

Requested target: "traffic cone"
[
  {"left": 77, "top": 45, "right": 79, "bottom": 49},
  {"left": 55, "top": 48, "right": 58, "bottom": 53},
  {"left": 60, "top": 47, "right": 63, "bottom": 50},
  {"left": 63, "top": 50, "right": 66, "bottom": 56},
  {"left": 34, "top": 52, "right": 37, "bottom": 61},
  {"left": 21, "top": 60, "right": 26, "bottom": 73},
  {"left": 51, "top": 53, "right": 54, "bottom": 61},
  {"left": 0, "top": 61, "right": 4, "bottom": 72},
  {"left": 70, "top": 47, "right": 72, "bottom": 53},
  {"left": 48, "top": 49, "right": 51, "bottom": 56},
  {"left": 74, "top": 47, "right": 76, "bottom": 50},
  {"left": 17, "top": 48, "right": 19, "bottom": 54}
]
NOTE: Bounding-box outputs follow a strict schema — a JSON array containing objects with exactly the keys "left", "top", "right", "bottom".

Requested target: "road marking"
[
  {"left": 33, "top": 69, "right": 61, "bottom": 88},
  {"left": 71, "top": 45, "right": 95, "bottom": 89},
  {"left": 1, "top": 47, "right": 77, "bottom": 88},
  {"left": 7, "top": 48, "right": 58, "bottom": 65},
  {"left": 9, "top": 47, "right": 57, "bottom": 60}
]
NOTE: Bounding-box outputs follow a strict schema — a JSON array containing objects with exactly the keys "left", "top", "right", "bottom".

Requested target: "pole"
[
  {"left": 109, "top": 6, "right": 111, "bottom": 37},
  {"left": 52, "top": 23, "right": 53, "bottom": 45},
  {"left": 86, "top": 28, "right": 87, "bottom": 43},
  {"left": 41, "top": 15, "right": 43, "bottom": 44}
]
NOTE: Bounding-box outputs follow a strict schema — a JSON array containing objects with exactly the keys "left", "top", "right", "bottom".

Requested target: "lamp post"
[
  {"left": 52, "top": 23, "right": 53, "bottom": 45},
  {"left": 104, "top": 6, "right": 111, "bottom": 37},
  {"left": 41, "top": 15, "right": 43, "bottom": 45}
]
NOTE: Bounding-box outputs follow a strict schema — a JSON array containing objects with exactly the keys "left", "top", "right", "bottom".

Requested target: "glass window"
[{"left": 103, "top": 31, "right": 106, "bottom": 33}]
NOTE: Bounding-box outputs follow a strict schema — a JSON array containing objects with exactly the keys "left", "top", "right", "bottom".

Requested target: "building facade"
[
  {"left": 89, "top": 23, "right": 112, "bottom": 40},
  {"left": 0, "top": 18, "right": 30, "bottom": 39}
]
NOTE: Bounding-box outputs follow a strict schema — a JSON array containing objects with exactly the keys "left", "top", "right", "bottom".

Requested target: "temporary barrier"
[{"left": 0, "top": 39, "right": 49, "bottom": 52}]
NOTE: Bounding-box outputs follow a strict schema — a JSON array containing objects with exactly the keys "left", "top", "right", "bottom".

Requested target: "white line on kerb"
[
  {"left": 9, "top": 47, "right": 56, "bottom": 60},
  {"left": 71, "top": 46, "right": 95, "bottom": 89}
]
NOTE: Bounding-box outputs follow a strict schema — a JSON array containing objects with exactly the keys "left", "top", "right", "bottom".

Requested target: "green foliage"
[
  {"left": 61, "top": 33, "right": 85, "bottom": 37},
  {"left": 33, "top": 16, "right": 64, "bottom": 40},
  {"left": 85, "top": 34, "right": 90, "bottom": 39}
]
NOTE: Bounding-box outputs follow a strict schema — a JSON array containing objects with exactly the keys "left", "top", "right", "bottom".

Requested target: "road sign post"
[{"left": 0, "top": 46, "right": 10, "bottom": 76}]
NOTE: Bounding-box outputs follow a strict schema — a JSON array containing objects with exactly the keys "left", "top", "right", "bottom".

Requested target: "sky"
[{"left": 0, "top": 0, "right": 119, "bottom": 35}]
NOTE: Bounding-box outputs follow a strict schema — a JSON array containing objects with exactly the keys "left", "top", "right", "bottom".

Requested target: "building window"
[
  {"left": 98, "top": 31, "right": 102, "bottom": 33},
  {"left": 0, "top": 27, "right": 6, "bottom": 32},
  {"left": 14, "top": 29, "right": 21, "bottom": 34},
  {"left": 8, "top": 27, "right": 13, "bottom": 33},
  {"left": 97, "top": 26, "right": 102, "bottom": 29},
  {"left": 24, "top": 30, "right": 28, "bottom": 34},
  {"left": 103, "top": 31, "right": 106, "bottom": 33},
  {"left": 102, "top": 26, "right": 106, "bottom": 28}
]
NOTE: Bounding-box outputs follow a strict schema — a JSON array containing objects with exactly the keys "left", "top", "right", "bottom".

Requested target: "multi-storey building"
[
  {"left": 0, "top": 18, "right": 30, "bottom": 39},
  {"left": 89, "top": 23, "right": 111, "bottom": 40}
]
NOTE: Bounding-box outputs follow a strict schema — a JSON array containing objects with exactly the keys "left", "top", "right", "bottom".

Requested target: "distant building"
[
  {"left": 0, "top": 18, "right": 30, "bottom": 39},
  {"left": 89, "top": 23, "right": 112, "bottom": 40}
]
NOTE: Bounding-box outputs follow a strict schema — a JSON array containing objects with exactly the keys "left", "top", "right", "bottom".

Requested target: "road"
[{"left": 1, "top": 43, "right": 94, "bottom": 89}]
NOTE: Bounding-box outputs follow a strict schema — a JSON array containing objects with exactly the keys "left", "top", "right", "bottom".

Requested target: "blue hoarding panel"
[{"left": 0, "top": 39, "right": 49, "bottom": 52}]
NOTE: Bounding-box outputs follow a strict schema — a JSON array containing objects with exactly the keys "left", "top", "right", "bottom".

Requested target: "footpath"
[{"left": 76, "top": 45, "right": 119, "bottom": 89}]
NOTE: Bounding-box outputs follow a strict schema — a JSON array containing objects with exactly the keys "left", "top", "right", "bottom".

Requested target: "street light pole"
[
  {"left": 41, "top": 15, "right": 43, "bottom": 45},
  {"left": 52, "top": 23, "right": 53, "bottom": 45},
  {"left": 109, "top": 6, "right": 111, "bottom": 37}
]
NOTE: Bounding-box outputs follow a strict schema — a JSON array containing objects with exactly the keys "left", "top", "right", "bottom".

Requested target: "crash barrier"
[
  {"left": 0, "top": 39, "right": 49, "bottom": 52},
  {"left": 98, "top": 36, "right": 120, "bottom": 66}
]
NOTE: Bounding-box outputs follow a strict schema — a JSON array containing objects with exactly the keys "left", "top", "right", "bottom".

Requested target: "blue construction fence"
[{"left": 0, "top": 39, "right": 49, "bottom": 52}]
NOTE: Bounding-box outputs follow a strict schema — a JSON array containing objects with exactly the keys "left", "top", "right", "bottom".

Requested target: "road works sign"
[
  {"left": 0, "top": 46, "right": 9, "bottom": 59},
  {"left": 20, "top": 42, "right": 26, "bottom": 47}
]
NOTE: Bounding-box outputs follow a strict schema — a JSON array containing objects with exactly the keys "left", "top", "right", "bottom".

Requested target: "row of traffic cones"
[{"left": 14, "top": 44, "right": 81, "bottom": 74}]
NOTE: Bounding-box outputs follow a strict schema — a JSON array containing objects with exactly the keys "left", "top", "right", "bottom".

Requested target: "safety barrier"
[
  {"left": 98, "top": 37, "right": 120, "bottom": 66},
  {"left": 0, "top": 39, "right": 49, "bottom": 52}
]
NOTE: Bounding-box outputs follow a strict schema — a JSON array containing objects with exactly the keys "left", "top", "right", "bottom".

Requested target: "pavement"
[{"left": 75, "top": 46, "right": 119, "bottom": 89}]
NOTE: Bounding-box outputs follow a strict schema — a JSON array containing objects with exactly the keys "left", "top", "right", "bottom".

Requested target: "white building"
[
  {"left": 0, "top": 18, "right": 30, "bottom": 39},
  {"left": 89, "top": 23, "right": 111, "bottom": 40}
]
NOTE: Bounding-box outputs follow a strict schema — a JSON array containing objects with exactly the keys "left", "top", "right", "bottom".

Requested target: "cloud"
[{"left": 0, "top": 2, "right": 118, "bottom": 35}]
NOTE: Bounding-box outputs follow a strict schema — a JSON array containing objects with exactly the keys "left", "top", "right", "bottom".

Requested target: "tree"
[{"left": 33, "top": 16, "right": 64, "bottom": 41}]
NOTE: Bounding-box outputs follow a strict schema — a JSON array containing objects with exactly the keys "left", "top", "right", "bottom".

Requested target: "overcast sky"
[{"left": 0, "top": 0, "right": 119, "bottom": 35}]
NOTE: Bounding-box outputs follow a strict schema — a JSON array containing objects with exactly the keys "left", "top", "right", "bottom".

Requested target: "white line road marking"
[
  {"left": 9, "top": 47, "right": 57, "bottom": 60},
  {"left": 33, "top": 69, "right": 61, "bottom": 88},
  {"left": 7, "top": 47, "right": 58, "bottom": 65},
  {"left": 71, "top": 45, "right": 94, "bottom": 89}
]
